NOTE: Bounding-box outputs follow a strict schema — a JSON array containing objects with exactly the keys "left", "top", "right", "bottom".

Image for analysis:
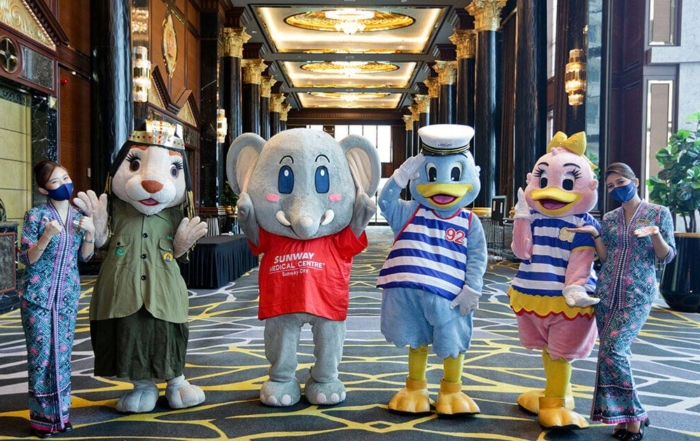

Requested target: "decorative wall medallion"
[
  {"left": 162, "top": 12, "right": 177, "bottom": 77},
  {"left": 0, "top": 37, "right": 19, "bottom": 73}
]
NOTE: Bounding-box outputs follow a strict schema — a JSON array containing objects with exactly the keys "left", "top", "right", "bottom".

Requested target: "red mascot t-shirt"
[{"left": 250, "top": 226, "right": 368, "bottom": 321}]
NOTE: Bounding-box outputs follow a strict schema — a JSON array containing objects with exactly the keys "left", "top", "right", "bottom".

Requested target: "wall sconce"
[
  {"left": 216, "top": 109, "right": 227, "bottom": 144},
  {"left": 132, "top": 46, "right": 151, "bottom": 103},
  {"left": 565, "top": 49, "right": 586, "bottom": 106},
  {"left": 325, "top": 9, "right": 374, "bottom": 35}
]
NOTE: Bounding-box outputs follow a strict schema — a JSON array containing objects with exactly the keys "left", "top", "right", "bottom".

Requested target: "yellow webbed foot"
[
  {"left": 518, "top": 390, "right": 575, "bottom": 414},
  {"left": 388, "top": 377, "right": 432, "bottom": 413},
  {"left": 435, "top": 380, "right": 480, "bottom": 415},
  {"left": 537, "top": 397, "right": 589, "bottom": 430}
]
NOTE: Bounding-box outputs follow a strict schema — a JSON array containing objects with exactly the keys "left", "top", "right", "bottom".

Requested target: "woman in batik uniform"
[
  {"left": 18, "top": 160, "right": 95, "bottom": 438},
  {"left": 570, "top": 162, "right": 675, "bottom": 441}
]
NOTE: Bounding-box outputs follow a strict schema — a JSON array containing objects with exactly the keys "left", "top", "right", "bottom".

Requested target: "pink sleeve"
[{"left": 565, "top": 248, "right": 595, "bottom": 287}]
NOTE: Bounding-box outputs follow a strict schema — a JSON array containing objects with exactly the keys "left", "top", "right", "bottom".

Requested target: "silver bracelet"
[{"left": 84, "top": 238, "right": 95, "bottom": 243}]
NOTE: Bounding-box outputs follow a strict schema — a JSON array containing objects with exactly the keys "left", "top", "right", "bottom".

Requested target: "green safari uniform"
[{"left": 90, "top": 198, "right": 188, "bottom": 323}]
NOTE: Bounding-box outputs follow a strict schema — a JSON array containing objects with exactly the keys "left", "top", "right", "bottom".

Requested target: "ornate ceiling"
[{"left": 227, "top": 0, "right": 484, "bottom": 111}]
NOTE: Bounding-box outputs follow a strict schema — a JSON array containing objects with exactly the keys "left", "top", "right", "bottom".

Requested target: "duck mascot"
[
  {"left": 75, "top": 121, "right": 208, "bottom": 413},
  {"left": 376, "top": 124, "right": 487, "bottom": 415},
  {"left": 508, "top": 131, "right": 601, "bottom": 429},
  {"left": 226, "top": 128, "right": 381, "bottom": 406}
]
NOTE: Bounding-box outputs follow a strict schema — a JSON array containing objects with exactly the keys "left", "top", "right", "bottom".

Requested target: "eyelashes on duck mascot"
[
  {"left": 226, "top": 128, "right": 381, "bottom": 406},
  {"left": 508, "top": 131, "right": 601, "bottom": 429},
  {"left": 376, "top": 124, "right": 488, "bottom": 416},
  {"left": 75, "top": 120, "right": 208, "bottom": 413}
]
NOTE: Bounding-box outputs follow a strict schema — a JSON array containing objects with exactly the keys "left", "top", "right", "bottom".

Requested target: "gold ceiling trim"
[
  {"left": 310, "top": 92, "right": 390, "bottom": 99},
  {"left": 0, "top": 0, "right": 55, "bottom": 50},
  {"left": 284, "top": 10, "right": 414, "bottom": 33},
  {"left": 301, "top": 61, "right": 399, "bottom": 75},
  {"left": 298, "top": 83, "right": 391, "bottom": 89}
]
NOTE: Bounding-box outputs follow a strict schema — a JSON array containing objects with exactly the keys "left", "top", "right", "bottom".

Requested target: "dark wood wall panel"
[
  {"left": 171, "top": 8, "right": 187, "bottom": 100},
  {"left": 58, "top": 67, "right": 91, "bottom": 195},
  {"left": 152, "top": 0, "right": 168, "bottom": 87},
  {"left": 187, "top": 30, "right": 200, "bottom": 103},
  {"left": 622, "top": 0, "right": 646, "bottom": 71},
  {"left": 57, "top": 0, "right": 90, "bottom": 55}
]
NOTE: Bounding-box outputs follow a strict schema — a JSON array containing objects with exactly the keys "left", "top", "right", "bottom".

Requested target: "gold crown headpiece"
[
  {"left": 547, "top": 131, "right": 597, "bottom": 170},
  {"left": 127, "top": 120, "right": 185, "bottom": 150}
]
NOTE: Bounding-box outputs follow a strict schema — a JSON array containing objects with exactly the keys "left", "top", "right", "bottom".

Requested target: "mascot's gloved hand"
[
  {"left": 351, "top": 190, "right": 377, "bottom": 238},
  {"left": 74, "top": 190, "right": 109, "bottom": 248},
  {"left": 513, "top": 187, "right": 531, "bottom": 220},
  {"left": 173, "top": 216, "right": 208, "bottom": 258},
  {"left": 562, "top": 285, "right": 600, "bottom": 307},
  {"left": 449, "top": 284, "right": 481, "bottom": 316},
  {"left": 392, "top": 154, "right": 426, "bottom": 189}
]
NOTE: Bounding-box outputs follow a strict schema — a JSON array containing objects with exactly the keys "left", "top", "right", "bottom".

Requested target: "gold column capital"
[
  {"left": 223, "top": 27, "right": 251, "bottom": 58},
  {"left": 261, "top": 76, "right": 277, "bottom": 98},
  {"left": 271, "top": 93, "right": 286, "bottom": 112},
  {"left": 433, "top": 61, "right": 458, "bottom": 86},
  {"left": 242, "top": 59, "right": 268, "bottom": 84},
  {"left": 403, "top": 115, "right": 414, "bottom": 131},
  {"left": 280, "top": 103, "right": 292, "bottom": 121},
  {"left": 414, "top": 95, "right": 430, "bottom": 113},
  {"left": 449, "top": 29, "right": 478, "bottom": 59},
  {"left": 466, "top": 0, "right": 507, "bottom": 32},
  {"left": 409, "top": 104, "right": 420, "bottom": 121},
  {"left": 423, "top": 77, "right": 440, "bottom": 98}
]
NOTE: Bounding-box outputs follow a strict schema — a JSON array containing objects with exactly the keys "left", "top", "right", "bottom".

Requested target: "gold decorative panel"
[{"left": 0, "top": 0, "right": 55, "bottom": 50}]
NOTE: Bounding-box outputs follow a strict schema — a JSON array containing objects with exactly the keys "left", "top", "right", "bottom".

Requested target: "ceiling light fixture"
[
  {"left": 565, "top": 49, "right": 586, "bottom": 106},
  {"left": 324, "top": 9, "right": 374, "bottom": 35},
  {"left": 331, "top": 61, "right": 368, "bottom": 77}
]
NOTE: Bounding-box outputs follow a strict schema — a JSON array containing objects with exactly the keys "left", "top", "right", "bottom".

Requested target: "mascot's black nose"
[{"left": 142, "top": 180, "right": 164, "bottom": 194}]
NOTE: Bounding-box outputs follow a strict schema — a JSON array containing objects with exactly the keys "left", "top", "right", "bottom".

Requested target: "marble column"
[
  {"left": 409, "top": 104, "right": 421, "bottom": 157},
  {"left": 466, "top": 0, "right": 506, "bottom": 211},
  {"left": 280, "top": 103, "right": 291, "bottom": 132},
  {"left": 90, "top": 0, "right": 132, "bottom": 190},
  {"left": 403, "top": 115, "right": 414, "bottom": 200},
  {"left": 270, "top": 93, "right": 286, "bottom": 137},
  {"left": 433, "top": 61, "right": 458, "bottom": 124},
  {"left": 423, "top": 76, "right": 440, "bottom": 128},
  {"left": 514, "top": 0, "right": 548, "bottom": 198},
  {"left": 222, "top": 27, "right": 250, "bottom": 142},
  {"left": 450, "top": 29, "right": 477, "bottom": 128},
  {"left": 260, "top": 76, "right": 277, "bottom": 140},
  {"left": 241, "top": 59, "right": 267, "bottom": 135},
  {"left": 414, "top": 95, "right": 431, "bottom": 128}
]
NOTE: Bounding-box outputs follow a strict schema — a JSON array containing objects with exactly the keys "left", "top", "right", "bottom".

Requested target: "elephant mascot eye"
[
  {"left": 315, "top": 166, "right": 329, "bottom": 194},
  {"left": 278, "top": 165, "right": 294, "bottom": 194}
]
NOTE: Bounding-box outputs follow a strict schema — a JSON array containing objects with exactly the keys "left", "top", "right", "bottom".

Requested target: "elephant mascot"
[
  {"left": 376, "top": 124, "right": 487, "bottom": 415},
  {"left": 226, "top": 128, "right": 381, "bottom": 407}
]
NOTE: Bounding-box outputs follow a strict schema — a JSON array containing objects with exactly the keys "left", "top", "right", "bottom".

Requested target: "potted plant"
[{"left": 647, "top": 112, "right": 700, "bottom": 312}]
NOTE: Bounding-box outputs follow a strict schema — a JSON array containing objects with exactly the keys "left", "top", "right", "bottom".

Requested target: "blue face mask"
[
  {"left": 610, "top": 181, "right": 636, "bottom": 203},
  {"left": 45, "top": 183, "right": 74, "bottom": 201}
]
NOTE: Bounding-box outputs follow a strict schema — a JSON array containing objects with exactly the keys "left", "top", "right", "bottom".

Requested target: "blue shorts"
[{"left": 380, "top": 287, "right": 474, "bottom": 359}]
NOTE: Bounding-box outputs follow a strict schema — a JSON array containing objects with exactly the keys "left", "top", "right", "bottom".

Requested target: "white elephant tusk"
[
  {"left": 276, "top": 211, "right": 291, "bottom": 226},
  {"left": 320, "top": 209, "right": 335, "bottom": 226}
]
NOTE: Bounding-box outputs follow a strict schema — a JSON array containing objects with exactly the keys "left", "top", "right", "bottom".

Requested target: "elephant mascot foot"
[
  {"left": 304, "top": 375, "right": 346, "bottom": 405},
  {"left": 166, "top": 375, "right": 205, "bottom": 409},
  {"left": 260, "top": 378, "right": 301, "bottom": 407},
  {"left": 388, "top": 377, "right": 432, "bottom": 413},
  {"left": 116, "top": 379, "right": 159, "bottom": 413}
]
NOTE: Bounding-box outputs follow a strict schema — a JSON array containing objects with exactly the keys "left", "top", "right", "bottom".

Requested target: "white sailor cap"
[{"left": 418, "top": 124, "right": 474, "bottom": 156}]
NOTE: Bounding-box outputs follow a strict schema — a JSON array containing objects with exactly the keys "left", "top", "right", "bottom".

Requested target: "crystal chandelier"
[
  {"left": 324, "top": 9, "right": 375, "bottom": 35},
  {"left": 216, "top": 109, "right": 228, "bottom": 144},
  {"left": 565, "top": 49, "right": 587, "bottom": 106},
  {"left": 332, "top": 61, "right": 367, "bottom": 77},
  {"left": 132, "top": 46, "right": 151, "bottom": 103}
]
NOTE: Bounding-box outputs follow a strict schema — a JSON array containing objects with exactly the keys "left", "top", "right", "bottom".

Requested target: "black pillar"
[
  {"left": 242, "top": 59, "right": 265, "bottom": 135},
  {"left": 473, "top": 31, "right": 498, "bottom": 208},
  {"left": 450, "top": 29, "right": 478, "bottom": 128},
  {"left": 90, "top": 0, "right": 132, "bottom": 190},
  {"left": 260, "top": 76, "right": 275, "bottom": 140},
  {"left": 415, "top": 95, "right": 430, "bottom": 128},
  {"left": 270, "top": 93, "right": 285, "bottom": 137},
  {"left": 434, "top": 61, "right": 457, "bottom": 124},
  {"left": 514, "top": 0, "right": 548, "bottom": 195}
]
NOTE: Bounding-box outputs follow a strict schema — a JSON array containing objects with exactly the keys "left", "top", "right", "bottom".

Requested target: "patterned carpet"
[{"left": 1, "top": 225, "right": 699, "bottom": 440}]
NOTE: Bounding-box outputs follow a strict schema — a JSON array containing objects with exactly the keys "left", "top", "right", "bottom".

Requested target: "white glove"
[
  {"left": 74, "top": 190, "right": 109, "bottom": 247},
  {"left": 173, "top": 216, "right": 208, "bottom": 258},
  {"left": 449, "top": 284, "right": 481, "bottom": 316},
  {"left": 513, "top": 187, "right": 531, "bottom": 220},
  {"left": 392, "top": 154, "right": 426, "bottom": 189},
  {"left": 562, "top": 285, "right": 600, "bottom": 307}
]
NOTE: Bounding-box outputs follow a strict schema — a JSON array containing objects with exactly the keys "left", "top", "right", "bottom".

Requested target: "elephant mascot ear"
[
  {"left": 340, "top": 134, "right": 381, "bottom": 196},
  {"left": 226, "top": 133, "right": 266, "bottom": 194}
]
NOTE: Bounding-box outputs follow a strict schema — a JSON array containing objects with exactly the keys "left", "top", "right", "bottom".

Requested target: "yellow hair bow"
[{"left": 548, "top": 131, "right": 597, "bottom": 170}]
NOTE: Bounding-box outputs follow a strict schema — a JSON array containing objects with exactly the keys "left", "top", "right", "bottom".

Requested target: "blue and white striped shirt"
[{"left": 377, "top": 206, "right": 473, "bottom": 300}]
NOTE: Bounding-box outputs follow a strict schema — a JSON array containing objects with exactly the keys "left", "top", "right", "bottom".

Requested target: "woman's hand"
[
  {"left": 633, "top": 226, "right": 659, "bottom": 238},
  {"left": 567, "top": 225, "right": 599, "bottom": 237},
  {"left": 42, "top": 216, "right": 62, "bottom": 239}
]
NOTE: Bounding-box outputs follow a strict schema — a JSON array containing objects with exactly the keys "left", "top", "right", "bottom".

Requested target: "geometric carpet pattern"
[{"left": 1, "top": 226, "right": 699, "bottom": 440}]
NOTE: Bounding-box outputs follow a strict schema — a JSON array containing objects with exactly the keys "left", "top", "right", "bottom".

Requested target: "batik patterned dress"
[
  {"left": 590, "top": 201, "right": 676, "bottom": 424},
  {"left": 18, "top": 202, "right": 91, "bottom": 432}
]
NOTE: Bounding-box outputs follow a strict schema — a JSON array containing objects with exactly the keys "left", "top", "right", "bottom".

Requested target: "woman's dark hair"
[
  {"left": 33, "top": 160, "right": 64, "bottom": 189},
  {"left": 605, "top": 162, "right": 637, "bottom": 181}
]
